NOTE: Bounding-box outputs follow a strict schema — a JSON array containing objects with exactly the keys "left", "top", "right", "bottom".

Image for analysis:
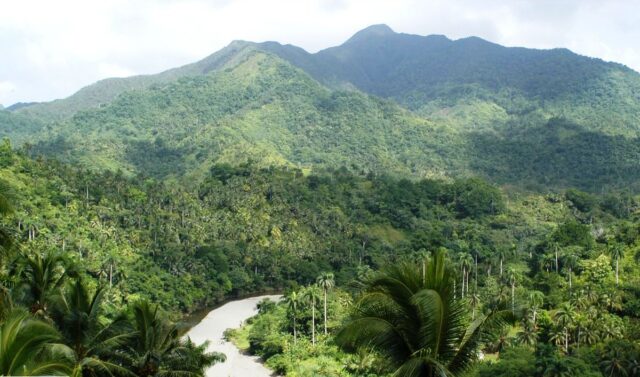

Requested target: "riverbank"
[{"left": 185, "top": 295, "right": 282, "bottom": 377}]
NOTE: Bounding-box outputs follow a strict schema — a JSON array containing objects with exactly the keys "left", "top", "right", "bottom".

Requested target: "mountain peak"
[{"left": 346, "top": 24, "right": 395, "bottom": 43}]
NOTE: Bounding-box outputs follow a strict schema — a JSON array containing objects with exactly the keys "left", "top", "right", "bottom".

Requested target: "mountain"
[
  {"left": 3, "top": 25, "right": 640, "bottom": 190},
  {"left": 28, "top": 52, "right": 458, "bottom": 180}
]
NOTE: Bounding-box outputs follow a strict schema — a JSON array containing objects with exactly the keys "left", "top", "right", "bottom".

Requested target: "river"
[{"left": 185, "top": 295, "right": 282, "bottom": 377}]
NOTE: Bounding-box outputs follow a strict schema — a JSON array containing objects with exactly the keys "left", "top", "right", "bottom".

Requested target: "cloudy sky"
[{"left": 1, "top": 0, "right": 639, "bottom": 107}]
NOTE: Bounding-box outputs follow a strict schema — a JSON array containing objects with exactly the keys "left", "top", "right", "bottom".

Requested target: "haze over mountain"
[{"left": 2, "top": 25, "right": 640, "bottom": 191}]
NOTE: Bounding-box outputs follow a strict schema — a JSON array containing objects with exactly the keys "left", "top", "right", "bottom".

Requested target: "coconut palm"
[
  {"left": 15, "top": 250, "right": 76, "bottom": 315},
  {"left": 121, "top": 300, "right": 224, "bottom": 377},
  {"left": 336, "top": 249, "right": 509, "bottom": 377},
  {"left": 600, "top": 346, "right": 628, "bottom": 377},
  {"left": 0, "top": 310, "right": 71, "bottom": 376},
  {"left": 284, "top": 290, "right": 301, "bottom": 344},
  {"left": 303, "top": 285, "right": 321, "bottom": 345},
  {"left": 50, "top": 280, "right": 134, "bottom": 377},
  {"left": 516, "top": 321, "right": 538, "bottom": 347},
  {"left": 316, "top": 272, "right": 334, "bottom": 335}
]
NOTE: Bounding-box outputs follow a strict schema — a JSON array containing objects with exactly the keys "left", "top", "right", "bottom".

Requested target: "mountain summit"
[{"left": 344, "top": 23, "right": 395, "bottom": 43}]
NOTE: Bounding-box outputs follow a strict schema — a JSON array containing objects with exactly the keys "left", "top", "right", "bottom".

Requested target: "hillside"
[
  {"left": 2, "top": 25, "right": 640, "bottom": 190},
  {"left": 259, "top": 24, "right": 640, "bottom": 136}
]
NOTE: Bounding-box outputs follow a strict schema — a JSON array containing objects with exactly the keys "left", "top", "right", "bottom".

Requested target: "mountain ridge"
[
  {"left": 11, "top": 25, "right": 637, "bottom": 121},
  {"left": 2, "top": 25, "right": 640, "bottom": 191}
]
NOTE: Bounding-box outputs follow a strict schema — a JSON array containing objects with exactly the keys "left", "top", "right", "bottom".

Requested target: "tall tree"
[
  {"left": 458, "top": 254, "right": 473, "bottom": 299},
  {"left": 284, "top": 290, "right": 301, "bottom": 344},
  {"left": 554, "top": 302, "right": 576, "bottom": 353},
  {"left": 562, "top": 253, "right": 579, "bottom": 291},
  {"left": 303, "top": 285, "right": 321, "bottom": 345},
  {"left": 497, "top": 248, "right": 507, "bottom": 277},
  {"left": 316, "top": 272, "right": 334, "bottom": 335},
  {"left": 609, "top": 243, "right": 624, "bottom": 286},
  {"left": 506, "top": 268, "right": 520, "bottom": 314},
  {"left": 527, "top": 290, "right": 544, "bottom": 328}
]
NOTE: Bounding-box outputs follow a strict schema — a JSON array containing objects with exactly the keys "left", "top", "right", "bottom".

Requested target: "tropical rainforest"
[{"left": 1, "top": 24, "right": 640, "bottom": 376}]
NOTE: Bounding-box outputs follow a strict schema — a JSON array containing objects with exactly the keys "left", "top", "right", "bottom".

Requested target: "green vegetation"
[
  {"left": 3, "top": 26, "right": 640, "bottom": 190},
  {"left": 2, "top": 125, "right": 640, "bottom": 375},
  {"left": 1, "top": 24, "right": 640, "bottom": 376}
]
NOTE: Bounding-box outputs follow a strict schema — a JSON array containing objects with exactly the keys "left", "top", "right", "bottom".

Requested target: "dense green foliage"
[
  {"left": 2, "top": 24, "right": 640, "bottom": 376},
  {"left": 0, "top": 164, "right": 223, "bottom": 376},
  {"left": 2, "top": 137, "right": 640, "bottom": 375}
]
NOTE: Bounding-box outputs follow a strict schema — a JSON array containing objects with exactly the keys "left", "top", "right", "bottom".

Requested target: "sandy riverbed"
[{"left": 185, "top": 295, "right": 282, "bottom": 377}]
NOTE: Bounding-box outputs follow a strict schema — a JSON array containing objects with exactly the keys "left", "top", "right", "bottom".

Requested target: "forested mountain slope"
[{"left": 2, "top": 25, "right": 640, "bottom": 190}]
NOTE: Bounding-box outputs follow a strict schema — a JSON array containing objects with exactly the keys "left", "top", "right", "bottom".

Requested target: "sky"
[{"left": 1, "top": 0, "right": 639, "bottom": 107}]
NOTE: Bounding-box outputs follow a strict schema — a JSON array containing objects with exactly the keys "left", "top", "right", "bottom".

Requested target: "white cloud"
[
  {"left": 0, "top": 0, "right": 639, "bottom": 106},
  {"left": 0, "top": 81, "right": 16, "bottom": 105}
]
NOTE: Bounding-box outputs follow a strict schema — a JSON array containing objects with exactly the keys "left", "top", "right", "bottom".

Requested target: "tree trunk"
[
  {"left": 615, "top": 257, "right": 619, "bottom": 286},
  {"left": 511, "top": 282, "right": 515, "bottom": 314},
  {"left": 109, "top": 263, "right": 113, "bottom": 289},
  {"left": 461, "top": 267, "right": 466, "bottom": 299},
  {"left": 569, "top": 267, "right": 572, "bottom": 290},
  {"left": 500, "top": 258, "right": 503, "bottom": 276},
  {"left": 311, "top": 297, "right": 316, "bottom": 345},
  {"left": 293, "top": 313, "right": 297, "bottom": 344},
  {"left": 474, "top": 253, "right": 478, "bottom": 293},
  {"left": 323, "top": 289, "right": 328, "bottom": 335}
]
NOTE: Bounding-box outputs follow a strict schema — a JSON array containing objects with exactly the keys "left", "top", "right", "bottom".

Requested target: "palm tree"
[
  {"left": 562, "top": 254, "right": 578, "bottom": 291},
  {"left": 15, "top": 250, "right": 76, "bottom": 315},
  {"left": 554, "top": 302, "right": 576, "bottom": 353},
  {"left": 50, "top": 280, "right": 134, "bottom": 377},
  {"left": 609, "top": 243, "right": 624, "bottom": 286},
  {"left": 336, "top": 249, "right": 509, "bottom": 377},
  {"left": 469, "top": 292, "right": 480, "bottom": 320},
  {"left": 580, "top": 323, "right": 599, "bottom": 346},
  {"left": 506, "top": 267, "right": 520, "bottom": 314},
  {"left": 497, "top": 248, "right": 507, "bottom": 277},
  {"left": 122, "top": 300, "right": 224, "bottom": 377},
  {"left": 551, "top": 242, "right": 559, "bottom": 274},
  {"left": 516, "top": 321, "right": 537, "bottom": 347},
  {"left": 414, "top": 248, "right": 430, "bottom": 284},
  {"left": 600, "top": 346, "right": 628, "bottom": 377},
  {"left": 527, "top": 290, "right": 544, "bottom": 327},
  {"left": 303, "top": 285, "right": 321, "bottom": 345},
  {"left": 316, "top": 272, "right": 334, "bottom": 335},
  {"left": 458, "top": 253, "right": 473, "bottom": 299},
  {"left": 284, "top": 290, "right": 301, "bottom": 344},
  {"left": 0, "top": 310, "right": 71, "bottom": 376}
]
